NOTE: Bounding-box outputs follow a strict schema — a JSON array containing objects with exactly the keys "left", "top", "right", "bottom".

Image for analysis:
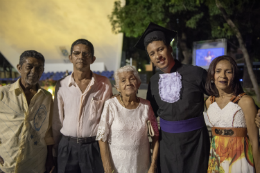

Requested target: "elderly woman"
[{"left": 96, "top": 65, "right": 159, "bottom": 173}]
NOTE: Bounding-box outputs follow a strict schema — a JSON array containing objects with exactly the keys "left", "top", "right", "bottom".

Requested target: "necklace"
[{"left": 119, "top": 94, "right": 139, "bottom": 108}]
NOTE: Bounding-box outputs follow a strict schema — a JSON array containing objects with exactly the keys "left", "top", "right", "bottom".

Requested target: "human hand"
[
  {"left": 104, "top": 166, "right": 114, "bottom": 173},
  {"left": 255, "top": 109, "right": 260, "bottom": 128}
]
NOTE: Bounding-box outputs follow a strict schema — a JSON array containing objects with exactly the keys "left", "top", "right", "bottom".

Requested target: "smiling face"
[
  {"left": 17, "top": 57, "right": 44, "bottom": 86},
  {"left": 69, "top": 44, "right": 96, "bottom": 71},
  {"left": 116, "top": 71, "right": 140, "bottom": 97},
  {"left": 214, "top": 60, "right": 233, "bottom": 92},
  {"left": 146, "top": 40, "right": 174, "bottom": 72}
]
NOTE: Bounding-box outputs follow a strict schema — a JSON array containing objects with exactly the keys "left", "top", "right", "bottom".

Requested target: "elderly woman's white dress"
[{"left": 96, "top": 97, "right": 159, "bottom": 173}]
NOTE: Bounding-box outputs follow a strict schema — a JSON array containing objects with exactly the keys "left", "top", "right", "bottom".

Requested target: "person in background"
[
  {"left": 205, "top": 55, "right": 260, "bottom": 172},
  {"left": 0, "top": 50, "right": 54, "bottom": 173},
  {"left": 97, "top": 65, "right": 159, "bottom": 173},
  {"left": 52, "top": 39, "right": 112, "bottom": 173}
]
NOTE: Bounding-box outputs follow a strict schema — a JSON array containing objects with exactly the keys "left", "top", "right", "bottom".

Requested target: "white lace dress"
[
  {"left": 207, "top": 101, "right": 255, "bottom": 173},
  {"left": 96, "top": 97, "right": 159, "bottom": 173}
]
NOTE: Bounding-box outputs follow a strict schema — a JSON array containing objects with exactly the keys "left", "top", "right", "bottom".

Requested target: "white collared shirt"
[{"left": 52, "top": 72, "right": 112, "bottom": 156}]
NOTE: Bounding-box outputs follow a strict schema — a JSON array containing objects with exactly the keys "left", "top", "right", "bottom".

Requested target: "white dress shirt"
[{"left": 52, "top": 72, "right": 112, "bottom": 156}]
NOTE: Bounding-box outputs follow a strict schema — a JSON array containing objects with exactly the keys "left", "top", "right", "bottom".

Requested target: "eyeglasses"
[{"left": 72, "top": 51, "right": 92, "bottom": 58}]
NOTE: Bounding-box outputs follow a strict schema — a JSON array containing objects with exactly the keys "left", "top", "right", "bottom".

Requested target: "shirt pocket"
[{"left": 89, "top": 98, "right": 103, "bottom": 121}]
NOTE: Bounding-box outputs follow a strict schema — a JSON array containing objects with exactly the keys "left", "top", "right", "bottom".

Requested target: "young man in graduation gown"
[{"left": 135, "top": 23, "right": 210, "bottom": 173}]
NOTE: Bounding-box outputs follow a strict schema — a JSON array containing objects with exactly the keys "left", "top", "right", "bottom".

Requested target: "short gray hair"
[{"left": 114, "top": 65, "right": 141, "bottom": 88}]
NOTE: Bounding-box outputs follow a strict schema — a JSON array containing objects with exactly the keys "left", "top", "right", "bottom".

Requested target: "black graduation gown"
[{"left": 147, "top": 60, "right": 210, "bottom": 173}]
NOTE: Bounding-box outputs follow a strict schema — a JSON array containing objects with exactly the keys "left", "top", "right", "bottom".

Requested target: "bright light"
[
  {"left": 138, "top": 68, "right": 141, "bottom": 72},
  {"left": 240, "top": 79, "right": 243, "bottom": 82},
  {"left": 48, "top": 89, "right": 53, "bottom": 94}
]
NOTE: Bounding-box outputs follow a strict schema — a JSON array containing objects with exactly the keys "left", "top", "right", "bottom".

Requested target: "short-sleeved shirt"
[{"left": 0, "top": 79, "right": 54, "bottom": 173}]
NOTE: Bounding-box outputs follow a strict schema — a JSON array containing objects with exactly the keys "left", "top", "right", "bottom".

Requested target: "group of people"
[{"left": 0, "top": 22, "right": 260, "bottom": 173}]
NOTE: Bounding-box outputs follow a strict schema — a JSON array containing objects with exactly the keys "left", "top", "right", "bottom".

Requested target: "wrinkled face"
[
  {"left": 17, "top": 57, "right": 44, "bottom": 86},
  {"left": 214, "top": 60, "right": 233, "bottom": 91},
  {"left": 69, "top": 44, "right": 95, "bottom": 71},
  {"left": 117, "top": 71, "right": 140, "bottom": 97},
  {"left": 146, "top": 40, "right": 173, "bottom": 71}
]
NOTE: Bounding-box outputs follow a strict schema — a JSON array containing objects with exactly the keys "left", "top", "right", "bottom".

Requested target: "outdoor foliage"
[{"left": 109, "top": 0, "right": 260, "bottom": 51}]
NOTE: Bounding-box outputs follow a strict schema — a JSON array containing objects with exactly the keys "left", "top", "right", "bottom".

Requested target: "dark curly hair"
[
  {"left": 19, "top": 50, "right": 45, "bottom": 66},
  {"left": 205, "top": 55, "right": 244, "bottom": 97}
]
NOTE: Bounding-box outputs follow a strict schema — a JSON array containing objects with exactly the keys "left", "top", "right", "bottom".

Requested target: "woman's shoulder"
[
  {"left": 238, "top": 95, "right": 255, "bottom": 108},
  {"left": 104, "top": 97, "right": 118, "bottom": 106}
]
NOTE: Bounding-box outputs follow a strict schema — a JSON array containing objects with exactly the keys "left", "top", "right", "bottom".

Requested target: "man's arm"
[{"left": 148, "top": 135, "right": 159, "bottom": 173}]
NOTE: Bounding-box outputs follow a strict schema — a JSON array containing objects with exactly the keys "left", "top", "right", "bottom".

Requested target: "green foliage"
[
  {"left": 110, "top": 0, "right": 256, "bottom": 39},
  {"left": 109, "top": 0, "right": 260, "bottom": 63},
  {"left": 211, "top": 23, "right": 234, "bottom": 38},
  {"left": 186, "top": 12, "right": 204, "bottom": 29},
  {"left": 109, "top": 0, "right": 170, "bottom": 37}
]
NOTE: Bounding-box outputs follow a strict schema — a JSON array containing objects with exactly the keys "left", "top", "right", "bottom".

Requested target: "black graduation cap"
[{"left": 134, "top": 22, "right": 177, "bottom": 51}]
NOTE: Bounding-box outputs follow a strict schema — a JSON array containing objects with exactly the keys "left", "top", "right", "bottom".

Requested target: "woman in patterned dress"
[
  {"left": 205, "top": 55, "right": 260, "bottom": 173},
  {"left": 96, "top": 65, "right": 159, "bottom": 173}
]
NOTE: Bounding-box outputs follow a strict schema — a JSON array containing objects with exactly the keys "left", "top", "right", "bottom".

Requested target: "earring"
[{"left": 211, "top": 80, "right": 214, "bottom": 83}]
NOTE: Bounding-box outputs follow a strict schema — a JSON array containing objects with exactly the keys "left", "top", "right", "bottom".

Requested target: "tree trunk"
[{"left": 215, "top": 0, "right": 260, "bottom": 101}]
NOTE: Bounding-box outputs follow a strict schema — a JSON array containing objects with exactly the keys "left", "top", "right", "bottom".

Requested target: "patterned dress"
[
  {"left": 207, "top": 96, "right": 254, "bottom": 173},
  {"left": 96, "top": 97, "right": 159, "bottom": 173}
]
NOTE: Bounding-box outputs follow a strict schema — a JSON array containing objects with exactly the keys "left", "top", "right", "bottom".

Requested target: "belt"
[
  {"left": 63, "top": 135, "right": 97, "bottom": 144},
  {"left": 160, "top": 115, "right": 206, "bottom": 133},
  {"left": 212, "top": 127, "right": 247, "bottom": 137}
]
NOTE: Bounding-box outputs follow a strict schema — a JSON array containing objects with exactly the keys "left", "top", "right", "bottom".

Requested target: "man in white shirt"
[{"left": 52, "top": 39, "right": 112, "bottom": 173}]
